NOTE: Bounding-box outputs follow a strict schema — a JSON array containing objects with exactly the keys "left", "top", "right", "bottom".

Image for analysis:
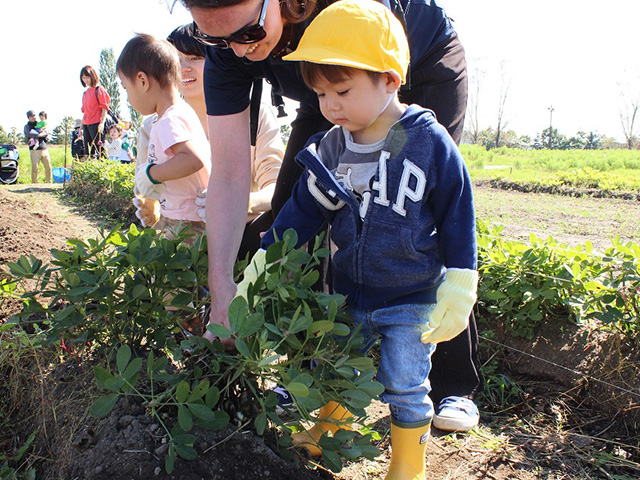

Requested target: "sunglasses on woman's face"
[{"left": 192, "top": 0, "right": 269, "bottom": 48}]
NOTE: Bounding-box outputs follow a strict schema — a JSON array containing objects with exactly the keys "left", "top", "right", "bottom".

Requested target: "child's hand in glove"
[
  {"left": 135, "top": 163, "right": 166, "bottom": 200},
  {"left": 421, "top": 268, "right": 478, "bottom": 344},
  {"left": 132, "top": 188, "right": 160, "bottom": 228}
]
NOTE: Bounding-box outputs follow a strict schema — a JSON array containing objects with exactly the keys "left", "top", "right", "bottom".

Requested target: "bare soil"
[{"left": 1, "top": 183, "right": 639, "bottom": 480}]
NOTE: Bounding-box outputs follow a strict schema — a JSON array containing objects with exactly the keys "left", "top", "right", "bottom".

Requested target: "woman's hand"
[
  {"left": 97, "top": 122, "right": 105, "bottom": 133},
  {"left": 203, "top": 277, "right": 237, "bottom": 349}
]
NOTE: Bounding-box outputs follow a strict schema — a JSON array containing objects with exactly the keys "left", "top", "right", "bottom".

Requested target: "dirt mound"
[{"left": 1, "top": 184, "right": 639, "bottom": 480}]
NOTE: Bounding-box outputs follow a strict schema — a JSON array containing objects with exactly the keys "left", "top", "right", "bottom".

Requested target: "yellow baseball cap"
[{"left": 283, "top": 0, "right": 410, "bottom": 84}]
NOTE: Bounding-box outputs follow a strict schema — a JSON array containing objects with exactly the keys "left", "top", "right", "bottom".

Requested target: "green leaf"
[
  {"left": 187, "top": 380, "right": 210, "bottom": 402},
  {"left": 206, "top": 323, "right": 232, "bottom": 339},
  {"left": 165, "top": 445, "right": 175, "bottom": 474},
  {"left": 131, "top": 284, "right": 150, "bottom": 300},
  {"left": 235, "top": 338, "right": 251, "bottom": 358},
  {"left": 173, "top": 434, "right": 196, "bottom": 445},
  {"left": 345, "top": 357, "right": 374, "bottom": 371},
  {"left": 174, "top": 444, "right": 198, "bottom": 460},
  {"left": 205, "top": 386, "right": 220, "bottom": 409},
  {"left": 170, "top": 292, "right": 192, "bottom": 307},
  {"left": 356, "top": 381, "right": 385, "bottom": 398},
  {"left": 342, "top": 389, "right": 373, "bottom": 409},
  {"left": 285, "top": 381, "right": 309, "bottom": 398},
  {"left": 123, "top": 357, "right": 143, "bottom": 380},
  {"left": 254, "top": 411, "right": 267, "bottom": 435},
  {"left": 288, "top": 315, "right": 313, "bottom": 334},
  {"left": 328, "top": 298, "right": 338, "bottom": 322},
  {"left": 116, "top": 345, "right": 132, "bottom": 374},
  {"left": 94, "top": 366, "right": 114, "bottom": 387},
  {"left": 291, "top": 372, "right": 314, "bottom": 387},
  {"left": 176, "top": 381, "right": 190, "bottom": 404},
  {"left": 195, "top": 410, "right": 230, "bottom": 431},
  {"left": 331, "top": 322, "right": 351, "bottom": 337},
  {"left": 237, "top": 312, "right": 264, "bottom": 338},
  {"left": 258, "top": 354, "right": 280, "bottom": 366},
  {"left": 89, "top": 393, "right": 119, "bottom": 417},
  {"left": 308, "top": 320, "right": 334, "bottom": 336},
  {"left": 228, "top": 296, "right": 249, "bottom": 335},
  {"left": 147, "top": 350, "right": 155, "bottom": 378},
  {"left": 103, "top": 376, "right": 125, "bottom": 391},
  {"left": 178, "top": 405, "right": 193, "bottom": 432},
  {"left": 188, "top": 403, "right": 217, "bottom": 421},
  {"left": 322, "top": 450, "right": 343, "bottom": 473}
]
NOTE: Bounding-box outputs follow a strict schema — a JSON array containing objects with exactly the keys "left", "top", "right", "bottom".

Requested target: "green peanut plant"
[{"left": 3, "top": 226, "right": 384, "bottom": 473}]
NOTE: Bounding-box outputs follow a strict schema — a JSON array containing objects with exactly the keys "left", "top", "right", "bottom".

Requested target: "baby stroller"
[{"left": 0, "top": 144, "right": 19, "bottom": 185}]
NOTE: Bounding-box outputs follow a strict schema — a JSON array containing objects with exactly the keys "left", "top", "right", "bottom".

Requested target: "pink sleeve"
[
  {"left": 154, "top": 115, "right": 192, "bottom": 156},
  {"left": 97, "top": 86, "right": 111, "bottom": 109}
]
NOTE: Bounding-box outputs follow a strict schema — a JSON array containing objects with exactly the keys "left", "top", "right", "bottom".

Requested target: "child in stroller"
[{"left": 0, "top": 144, "right": 20, "bottom": 185}]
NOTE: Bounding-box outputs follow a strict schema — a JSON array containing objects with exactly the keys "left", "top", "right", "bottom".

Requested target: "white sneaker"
[{"left": 433, "top": 396, "right": 479, "bottom": 432}]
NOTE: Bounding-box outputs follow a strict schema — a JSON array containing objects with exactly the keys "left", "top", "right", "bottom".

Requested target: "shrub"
[{"left": 2, "top": 227, "right": 383, "bottom": 473}]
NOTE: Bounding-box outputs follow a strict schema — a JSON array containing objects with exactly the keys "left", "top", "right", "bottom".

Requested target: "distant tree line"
[{"left": 461, "top": 127, "right": 624, "bottom": 150}]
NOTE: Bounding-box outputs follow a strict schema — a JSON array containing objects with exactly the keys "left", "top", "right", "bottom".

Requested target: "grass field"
[
  {"left": 462, "top": 144, "right": 640, "bottom": 191},
  {"left": 12, "top": 145, "right": 77, "bottom": 184}
]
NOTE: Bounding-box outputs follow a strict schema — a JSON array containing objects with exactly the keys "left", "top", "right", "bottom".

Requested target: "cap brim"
[{"left": 283, "top": 46, "right": 382, "bottom": 73}]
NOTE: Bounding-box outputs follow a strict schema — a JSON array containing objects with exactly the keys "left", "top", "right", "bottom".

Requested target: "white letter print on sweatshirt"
[{"left": 373, "top": 152, "right": 426, "bottom": 217}]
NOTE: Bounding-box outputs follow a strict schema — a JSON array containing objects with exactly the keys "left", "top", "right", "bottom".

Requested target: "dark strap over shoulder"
[{"left": 249, "top": 79, "right": 262, "bottom": 147}]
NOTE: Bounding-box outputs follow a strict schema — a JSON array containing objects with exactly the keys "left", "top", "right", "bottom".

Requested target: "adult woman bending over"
[{"left": 180, "top": 0, "right": 479, "bottom": 431}]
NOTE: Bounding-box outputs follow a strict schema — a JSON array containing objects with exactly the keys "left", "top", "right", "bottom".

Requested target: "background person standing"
[
  {"left": 80, "top": 65, "right": 110, "bottom": 159},
  {"left": 23, "top": 110, "right": 52, "bottom": 183}
]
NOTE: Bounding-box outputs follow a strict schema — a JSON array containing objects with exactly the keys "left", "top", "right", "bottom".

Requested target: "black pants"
[
  {"left": 83, "top": 123, "right": 105, "bottom": 159},
  {"left": 270, "top": 34, "right": 481, "bottom": 404},
  {"left": 400, "top": 34, "right": 482, "bottom": 403}
]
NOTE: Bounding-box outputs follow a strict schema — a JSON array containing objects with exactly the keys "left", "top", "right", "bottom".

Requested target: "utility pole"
[{"left": 547, "top": 105, "right": 554, "bottom": 149}]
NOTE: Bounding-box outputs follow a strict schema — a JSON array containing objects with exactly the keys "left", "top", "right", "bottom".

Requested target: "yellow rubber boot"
[
  {"left": 292, "top": 401, "right": 352, "bottom": 456},
  {"left": 385, "top": 422, "right": 431, "bottom": 480}
]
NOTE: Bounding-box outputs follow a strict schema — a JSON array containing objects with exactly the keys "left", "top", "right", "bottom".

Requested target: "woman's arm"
[
  {"left": 97, "top": 108, "right": 107, "bottom": 133},
  {"left": 204, "top": 108, "right": 253, "bottom": 344}
]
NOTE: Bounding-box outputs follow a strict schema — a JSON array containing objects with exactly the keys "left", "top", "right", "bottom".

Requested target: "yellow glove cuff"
[{"left": 236, "top": 248, "right": 267, "bottom": 300}]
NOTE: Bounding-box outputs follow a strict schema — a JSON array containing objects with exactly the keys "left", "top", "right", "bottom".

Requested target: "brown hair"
[
  {"left": 80, "top": 65, "right": 99, "bottom": 87},
  {"left": 39, "top": 111, "right": 48, "bottom": 119},
  {"left": 116, "top": 33, "right": 181, "bottom": 89},
  {"left": 108, "top": 124, "right": 123, "bottom": 135},
  {"left": 180, "top": 0, "right": 322, "bottom": 24},
  {"left": 300, "top": 62, "right": 382, "bottom": 89}
]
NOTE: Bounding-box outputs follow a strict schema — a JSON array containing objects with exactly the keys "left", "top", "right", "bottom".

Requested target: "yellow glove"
[
  {"left": 421, "top": 269, "right": 478, "bottom": 344},
  {"left": 132, "top": 189, "right": 160, "bottom": 228},
  {"left": 236, "top": 248, "right": 267, "bottom": 300}
]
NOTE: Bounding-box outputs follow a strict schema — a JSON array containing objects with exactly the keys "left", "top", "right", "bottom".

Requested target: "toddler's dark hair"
[
  {"left": 108, "top": 124, "right": 123, "bottom": 134},
  {"left": 39, "top": 111, "right": 47, "bottom": 119},
  {"left": 116, "top": 33, "right": 181, "bottom": 89},
  {"left": 300, "top": 62, "right": 381, "bottom": 89}
]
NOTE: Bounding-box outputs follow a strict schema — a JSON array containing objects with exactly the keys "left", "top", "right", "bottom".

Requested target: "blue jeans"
[{"left": 351, "top": 303, "right": 436, "bottom": 427}]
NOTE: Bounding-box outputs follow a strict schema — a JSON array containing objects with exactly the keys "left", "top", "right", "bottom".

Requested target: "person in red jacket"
[{"left": 80, "top": 65, "right": 111, "bottom": 159}]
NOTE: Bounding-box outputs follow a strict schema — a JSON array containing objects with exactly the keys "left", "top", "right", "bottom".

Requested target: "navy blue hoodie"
[{"left": 262, "top": 104, "right": 476, "bottom": 310}]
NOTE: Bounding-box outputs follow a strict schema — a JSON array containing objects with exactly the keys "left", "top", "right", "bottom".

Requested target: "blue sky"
[{"left": 2, "top": 0, "right": 640, "bottom": 142}]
